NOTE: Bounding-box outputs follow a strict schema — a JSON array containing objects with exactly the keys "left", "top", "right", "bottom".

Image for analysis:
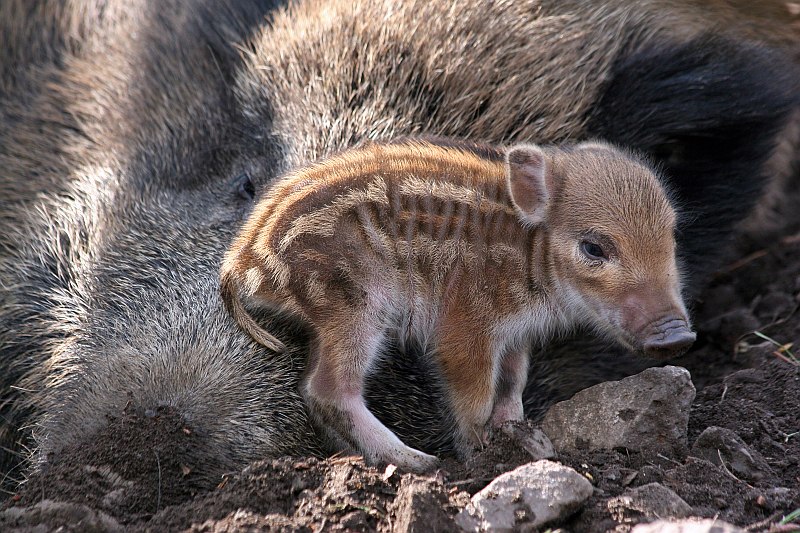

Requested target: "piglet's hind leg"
[{"left": 302, "top": 321, "right": 438, "bottom": 473}]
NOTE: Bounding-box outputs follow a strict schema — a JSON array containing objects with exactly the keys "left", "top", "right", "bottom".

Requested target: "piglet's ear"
[{"left": 506, "top": 144, "right": 550, "bottom": 226}]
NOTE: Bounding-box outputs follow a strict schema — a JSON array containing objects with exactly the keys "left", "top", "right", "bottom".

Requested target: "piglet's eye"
[{"left": 580, "top": 240, "right": 606, "bottom": 261}]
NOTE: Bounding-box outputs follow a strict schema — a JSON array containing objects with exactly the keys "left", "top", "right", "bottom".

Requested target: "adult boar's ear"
[{"left": 506, "top": 144, "right": 550, "bottom": 226}]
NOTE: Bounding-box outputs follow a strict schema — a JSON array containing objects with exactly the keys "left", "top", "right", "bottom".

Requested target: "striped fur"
[{"left": 220, "top": 138, "right": 694, "bottom": 471}]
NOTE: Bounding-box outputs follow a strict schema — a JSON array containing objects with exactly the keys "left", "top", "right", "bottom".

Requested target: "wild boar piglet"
[{"left": 220, "top": 139, "right": 695, "bottom": 472}]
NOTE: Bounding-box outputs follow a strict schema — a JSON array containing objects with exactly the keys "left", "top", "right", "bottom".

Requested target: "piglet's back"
[{"left": 222, "top": 140, "right": 525, "bottom": 303}]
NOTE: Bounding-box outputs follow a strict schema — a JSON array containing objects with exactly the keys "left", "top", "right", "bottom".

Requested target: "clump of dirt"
[
  {"left": 148, "top": 457, "right": 392, "bottom": 532},
  {"left": 4, "top": 238, "right": 800, "bottom": 532},
  {"left": 438, "top": 419, "right": 552, "bottom": 495},
  {"left": 139, "top": 454, "right": 475, "bottom": 531},
  {"left": 10, "top": 406, "right": 213, "bottom": 523}
]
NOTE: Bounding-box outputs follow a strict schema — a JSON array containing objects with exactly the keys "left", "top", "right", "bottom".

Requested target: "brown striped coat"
[{"left": 220, "top": 139, "right": 695, "bottom": 471}]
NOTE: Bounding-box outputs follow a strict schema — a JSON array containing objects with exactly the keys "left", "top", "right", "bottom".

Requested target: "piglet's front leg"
[{"left": 437, "top": 317, "right": 499, "bottom": 458}]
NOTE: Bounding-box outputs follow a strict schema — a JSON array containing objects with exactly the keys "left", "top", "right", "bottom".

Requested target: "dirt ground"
[{"left": 2, "top": 232, "right": 800, "bottom": 531}]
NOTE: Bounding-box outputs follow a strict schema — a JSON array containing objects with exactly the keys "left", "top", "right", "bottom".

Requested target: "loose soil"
[{"left": 3, "top": 234, "right": 800, "bottom": 532}]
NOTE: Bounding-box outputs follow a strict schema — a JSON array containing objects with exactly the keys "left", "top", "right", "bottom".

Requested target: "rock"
[
  {"left": 339, "top": 510, "right": 372, "bottom": 530},
  {"left": 0, "top": 500, "right": 123, "bottom": 532},
  {"left": 389, "top": 476, "right": 456, "bottom": 533},
  {"left": 633, "top": 465, "right": 664, "bottom": 486},
  {"left": 497, "top": 421, "right": 555, "bottom": 461},
  {"left": 192, "top": 509, "right": 301, "bottom": 532},
  {"left": 608, "top": 483, "right": 692, "bottom": 522},
  {"left": 541, "top": 366, "right": 695, "bottom": 456},
  {"left": 631, "top": 518, "right": 745, "bottom": 533},
  {"left": 690, "top": 426, "right": 773, "bottom": 482},
  {"left": 764, "top": 487, "right": 794, "bottom": 509},
  {"left": 455, "top": 460, "right": 592, "bottom": 532},
  {"left": 463, "top": 421, "right": 556, "bottom": 484}
]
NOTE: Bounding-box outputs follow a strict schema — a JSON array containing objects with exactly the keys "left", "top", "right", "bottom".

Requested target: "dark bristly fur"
[
  {"left": 1, "top": 0, "right": 798, "bottom": 491},
  {"left": 587, "top": 35, "right": 798, "bottom": 292}
]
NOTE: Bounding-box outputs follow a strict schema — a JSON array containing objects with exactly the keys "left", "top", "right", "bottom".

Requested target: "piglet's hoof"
[{"left": 386, "top": 446, "right": 440, "bottom": 473}]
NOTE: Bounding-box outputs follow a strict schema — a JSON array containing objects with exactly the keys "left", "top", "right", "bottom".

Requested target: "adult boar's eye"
[
  {"left": 580, "top": 240, "right": 606, "bottom": 260},
  {"left": 234, "top": 173, "right": 256, "bottom": 201}
]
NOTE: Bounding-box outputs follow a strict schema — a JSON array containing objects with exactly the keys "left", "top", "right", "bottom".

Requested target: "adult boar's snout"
[{"left": 643, "top": 317, "right": 696, "bottom": 359}]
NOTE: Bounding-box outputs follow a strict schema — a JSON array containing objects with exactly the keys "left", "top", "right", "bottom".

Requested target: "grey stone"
[
  {"left": 608, "top": 483, "right": 692, "bottom": 522},
  {"left": 0, "top": 500, "right": 122, "bottom": 533},
  {"left": 455, "top": 460, "right": 592, "bottom": 532},
  {"left": 631, "top": 518, "right": 745, "bottom": 533},
  {"left": 690, "top": 426, "right": 773, "bottom": 482},
  {"left": 541, "top": 366, "right": 695, "bottom": 455},
  {"left": 498, "top": 421, "right": 555, "bottom": 460},
  {"left": 764, "top": 487, "right": 794, "bottom": 509},
  {"left": 390, "top": 476, "right": 456, "bottom": 533}
]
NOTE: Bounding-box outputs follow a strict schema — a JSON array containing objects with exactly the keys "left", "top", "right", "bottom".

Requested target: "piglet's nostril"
[{"left": 643, "top": 319, "right": 696, "bottom": 359}]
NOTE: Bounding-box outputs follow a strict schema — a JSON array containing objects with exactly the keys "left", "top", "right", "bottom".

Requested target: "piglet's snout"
[{"left": 642, "top": 316, "right": 696, "bottom": 359}]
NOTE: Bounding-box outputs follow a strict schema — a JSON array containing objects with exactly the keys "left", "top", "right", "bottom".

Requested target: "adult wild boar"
[{"left": 0, "top": 0, "right": 797, "bottom": 493}]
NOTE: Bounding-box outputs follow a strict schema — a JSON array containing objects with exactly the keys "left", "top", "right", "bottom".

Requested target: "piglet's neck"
[{"left": 519, "top": 226, "right": 581, "bottom": 332}]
